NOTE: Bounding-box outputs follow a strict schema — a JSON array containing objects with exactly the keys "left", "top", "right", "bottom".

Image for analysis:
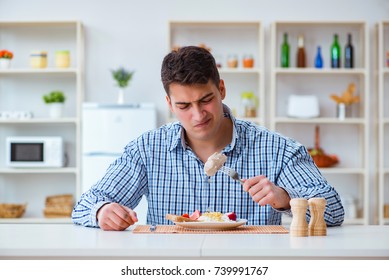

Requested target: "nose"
[{"left": 192, "top": 104, "right": 206, "bottom": 120}]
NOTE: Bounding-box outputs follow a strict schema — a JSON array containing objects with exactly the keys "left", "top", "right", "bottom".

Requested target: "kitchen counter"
[{"left": 0, "top": 224, "right": 388, "bottom": 259}]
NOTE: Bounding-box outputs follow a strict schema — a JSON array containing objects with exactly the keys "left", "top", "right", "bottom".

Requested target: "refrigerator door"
[
  {"left": 81, "top": 103, "right": 156, "bottom": 225},
  {"left": 82, "top": 103, "right": 157, "bottom": 154}
]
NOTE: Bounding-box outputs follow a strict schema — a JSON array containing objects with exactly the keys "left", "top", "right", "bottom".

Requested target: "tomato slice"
[{"left": 182, "top": 213, "right": 189, "bottom": 218}]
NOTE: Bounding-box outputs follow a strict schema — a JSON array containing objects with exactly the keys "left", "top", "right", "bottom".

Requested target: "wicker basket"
[
  {"left": 45, "top": 194, "right": 73, "bottom": 205},
  {"left": 0, "top": 203, "right": 27, "bottom": 218},
  {"left": 43, "top": 194, "right": 74, "bottom": 218}
]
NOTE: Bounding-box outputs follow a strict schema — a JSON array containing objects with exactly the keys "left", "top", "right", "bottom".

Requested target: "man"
[{"left": 72, "top": 46, "right": 344, "bottom": 230}]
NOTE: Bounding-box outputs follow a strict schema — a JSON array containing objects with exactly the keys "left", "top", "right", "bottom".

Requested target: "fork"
[{"left": 219, "top": 166, "right": 244, "bottom": 184}]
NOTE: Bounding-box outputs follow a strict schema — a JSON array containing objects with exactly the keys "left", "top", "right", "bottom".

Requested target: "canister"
[
  {"left": 30, "top": 51, "right": 47, "bottom": 68},
  {"left": 242, "top": 54, "right": 254, "bottom": 68},
  {"left": 241, "top": 91, "right": 257, "bottom": 118},
  {"left": 55, "top": 50, "right": 70, "bottom": 68}
]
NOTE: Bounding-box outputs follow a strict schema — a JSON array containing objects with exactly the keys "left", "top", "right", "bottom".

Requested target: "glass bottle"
[
  {"left": 331, "top": 33, "right": 341, "bottom": 68},
  {"left": 344, "top": 33, "right": 354, "bottom": 68},
  {"left": 315, "top": 46, "right": 323, "bottom": 68},
  {"left": 296, "top": 35, "right": 306, "bottom": 68},
  {"left": 281, "top": 33, "right": 289, "bottom": 68}
]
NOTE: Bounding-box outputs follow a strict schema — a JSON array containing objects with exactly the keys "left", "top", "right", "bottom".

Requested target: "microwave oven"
[{"left": 6, "top": 136, "right": 64, "bottom": 168}]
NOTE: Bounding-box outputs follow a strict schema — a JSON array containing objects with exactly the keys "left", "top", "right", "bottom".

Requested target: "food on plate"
[
  {"left": 204, "top": 152, "right": 227, "bottom": 176},
  {"left": 198, "top": 211, "right": 237, "bottom": 222},
  {"left": 166, "top": 210, "right": 238, "bottom": 223}
]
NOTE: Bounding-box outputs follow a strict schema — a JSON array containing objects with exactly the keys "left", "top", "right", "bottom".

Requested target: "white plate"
[{"left": 174, "top": 219, "right": 247, "bottom": 230}]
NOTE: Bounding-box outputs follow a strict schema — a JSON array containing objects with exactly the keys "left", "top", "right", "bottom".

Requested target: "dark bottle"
[
  {"left": 331, "top": 33, "right": 341, "bottom": 68},
  {"left": 315, "top": 46, "right": 323, "bottom": 68},
  {"left": 344, "top": 33, "right": 354, "bottom": 68},
  {"left": 281, "top": 33, "right": 290, "bottom": 67},
  {"left": 297, "top": 35, "right": 306, "bottom": 68}
]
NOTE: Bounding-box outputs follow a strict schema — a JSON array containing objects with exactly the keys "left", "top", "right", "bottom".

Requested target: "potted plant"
[
  {"left": 0, "top": 49, "right": 13, "bottom": 69},
  {"left": 42, "top": 91, "right": 66, "bottom": 118},
  {"left": 111, "top": 67, "right": 134, "bottom": 104}
]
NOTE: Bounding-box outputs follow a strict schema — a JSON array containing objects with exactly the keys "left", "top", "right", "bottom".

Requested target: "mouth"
[{"left": 194, "top": 118, "right": 211, "bottom": 128}]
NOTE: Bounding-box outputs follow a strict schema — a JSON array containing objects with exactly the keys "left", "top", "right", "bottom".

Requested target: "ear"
[
  {"left": 166, "top": 95, "right": 174, "bottom": 113},
  {"left": 219, "top": 79, "right": 226, "bottom": 100}
]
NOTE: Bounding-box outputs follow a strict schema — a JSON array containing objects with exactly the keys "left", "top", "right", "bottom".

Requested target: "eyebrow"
[{"left": 174, "top": 92, "right": 214, "bottom": 105}]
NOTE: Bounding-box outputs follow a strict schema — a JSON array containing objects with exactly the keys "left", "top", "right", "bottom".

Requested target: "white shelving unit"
[
  {"left": 168, "top": 21, "right": 264, "bottom": 126},
  {"left": 377, "top": 21, "right": 389, "bottom": 225},
  {"left": 0, "top": 21, "right": 84, "bottom": 223},
  {"left": 270, "top": 21, "right": 369, "bottom": 225}
]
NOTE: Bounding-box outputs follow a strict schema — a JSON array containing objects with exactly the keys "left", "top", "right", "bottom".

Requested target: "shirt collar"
[{"left": 168, "top": 104, "right": 238, "bottom": 153}]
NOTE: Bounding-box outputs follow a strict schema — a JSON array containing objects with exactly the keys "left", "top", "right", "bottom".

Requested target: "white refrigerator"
[{"left": 82, "top": 103, "right": 157, "bottom": 224}]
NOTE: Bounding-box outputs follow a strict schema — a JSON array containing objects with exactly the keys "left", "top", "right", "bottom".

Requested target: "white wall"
[
  {"left": 1, "top": 0, "right": 388, "bottom": 223},
  {"left": 1, "top": 0, "right": 388, "bottom": 125}
]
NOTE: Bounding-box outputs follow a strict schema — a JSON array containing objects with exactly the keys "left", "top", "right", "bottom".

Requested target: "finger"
[
  {"left": 123, "top": 206, "right": 139, "bottom": 223},
  {"left": 111, "top": 206, "right": 136, "bottom": 228}
]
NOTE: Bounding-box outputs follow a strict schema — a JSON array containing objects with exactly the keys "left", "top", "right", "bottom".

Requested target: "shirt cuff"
[
  {"left": 90, "top": 201, "right": 111, "bottom": 227},
  {"left": 272, "top": 186, "right": 300, "bottom": 214}
]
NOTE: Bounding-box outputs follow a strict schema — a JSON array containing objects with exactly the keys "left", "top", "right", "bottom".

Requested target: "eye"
[
  {"left": 177, "top": 104, "right": 190, "bottom": 110},
  {"left": 201, "top": 97, "right": 213, "bottom": 104}
]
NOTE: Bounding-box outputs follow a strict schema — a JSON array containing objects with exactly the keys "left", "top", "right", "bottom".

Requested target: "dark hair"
[{"left": 161, "top": 46, "right": 220, "bottom": 95}]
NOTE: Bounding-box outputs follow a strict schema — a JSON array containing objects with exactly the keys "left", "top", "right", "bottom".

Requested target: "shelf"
[
  {"left": 0, "top": 217, "right": 72, "bottom": 224},
  {"left": 319, "top": 168, "right": 366, "bottom": 175},
  {"left": 271, "top": 21, "right": 369, "bottom": 225},
  {"left": 0, "top": 20, "right": 84, "bottom": 224},
  {"left": 219, "top": 68, "right": 261, "bottom": 74},
  {"left": 0, "top": 118, "right": 78, "bottom": 124},
  {"left": 274, "top": 68, "right": 366, "bottom": 75},
  {"left": 274, "top": 117, "right": 366, "bottom": 125},
  {"left": 0, "top": 168, "right": 78, "bottom": 174},
  {"left": 0, "top": 68, "right": 78, "bottom": 75},
  {"left": 168, "top": 20, "right": 265, "bottom": 127},
  {"left": 377, "top": 21, "right": 389, "bottom": 225}
]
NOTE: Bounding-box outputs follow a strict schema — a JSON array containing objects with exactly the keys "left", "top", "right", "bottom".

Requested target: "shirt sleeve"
[
  {"left": 276, "top": 142, "right": 345, "bottom": 226},
  {"left": 71, "top": 140, "right": 148, "bottom": 228}
]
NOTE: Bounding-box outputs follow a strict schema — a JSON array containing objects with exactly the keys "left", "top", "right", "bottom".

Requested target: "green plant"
[
  {"left": 42, "top": 91, "right": 66, "bottom": 104},
  {"left": 111, "top": 67, "right": 134, "bottom": 88}
]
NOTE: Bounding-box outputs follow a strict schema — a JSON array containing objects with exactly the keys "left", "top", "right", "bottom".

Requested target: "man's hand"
[
  {"left": 97, "top": 202, "right": 138, "bottom": 231},
  {"left": 243, "top": 175, "right": 291, "bottom": 210}
]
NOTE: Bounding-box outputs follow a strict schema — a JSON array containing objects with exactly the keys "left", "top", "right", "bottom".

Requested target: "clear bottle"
[
  {"left": 331, "top": 33, "right": 341, "bottom": 68},
  {"left": 296, "top": 35, "right": 306, "bottom": 68},
  {"left": 344, "top": 33, "right": 354, "bottom": 68},
  {"left": 315, "top": 46, "right": 323, "bottom": 68},
  {"left": 281, "top": 33, "right": 289, "bottom": 68}
]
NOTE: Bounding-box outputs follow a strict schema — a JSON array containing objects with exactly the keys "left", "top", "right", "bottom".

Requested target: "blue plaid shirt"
[{"left": 72, "top": 107, "right": 344, "bottom": 227}]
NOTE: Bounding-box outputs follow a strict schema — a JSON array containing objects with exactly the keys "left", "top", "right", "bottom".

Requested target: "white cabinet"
[
  {"left": 377, "top": 21, "right": 389, "bottom": 225},
  {"left": 270, "top": 21, "right": 369, "bottom": 225},
  {"left": 168, "top": 21, "right": 264, "bottom": 125},
  {"left": 0, "top": 21, "right": 84, "bottom": 223}
]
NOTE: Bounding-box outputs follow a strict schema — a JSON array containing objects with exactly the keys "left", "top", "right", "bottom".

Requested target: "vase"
[
  {"left": 117, "top": 88, "right": 125, "bottom": 104},
  {"left": 336, "top": 103, "right": 352, "bottom": 120},
  {"left": 0, "top": 58, "right": 11, "bottom": 69},
  {"left": 48, "top": 103, "right": 64, "bottom": 118}
]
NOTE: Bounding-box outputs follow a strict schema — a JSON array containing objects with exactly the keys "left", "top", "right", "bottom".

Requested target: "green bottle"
[
  {"left": 331, "top": 33, "right": 341, "bottom": 68},
  {"left": 281, "top": 33, "right": 290, "bottom": 67}
]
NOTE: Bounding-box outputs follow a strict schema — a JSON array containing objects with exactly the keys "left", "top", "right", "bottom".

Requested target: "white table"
[{"left": 0, "top": 224, "right": 388, "bottom": 259}]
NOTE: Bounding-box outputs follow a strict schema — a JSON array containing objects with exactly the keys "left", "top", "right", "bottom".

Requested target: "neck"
[{"left": 186, "top": 117, "right": 233, "bottom": 163}]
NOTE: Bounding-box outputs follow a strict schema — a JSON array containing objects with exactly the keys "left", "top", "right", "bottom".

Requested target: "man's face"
[{"left": 166, "top": 80, "right": 226, "bottom": 142}]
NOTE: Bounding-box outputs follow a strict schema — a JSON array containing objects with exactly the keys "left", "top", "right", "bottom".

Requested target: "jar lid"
[
  {"left": 241, "top": 91, "right": 255, "bottom": 99},
  {"left": 30, "top": 51, "right": 47, "bottom": 56},
  {"left": 55, "top": 50, "right": 70, "bottom": 55}
]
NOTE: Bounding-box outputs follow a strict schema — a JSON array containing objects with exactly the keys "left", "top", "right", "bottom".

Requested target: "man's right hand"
[{"left": 96, "top": 202, "right": 138, "bottom": 231}]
